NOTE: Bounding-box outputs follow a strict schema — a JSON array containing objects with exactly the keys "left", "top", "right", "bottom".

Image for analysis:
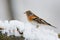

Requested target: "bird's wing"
[
  {"left": 33, "top": 17, "right": 43, "bottom": 24},
  {"left": 33, "top": 18, "right": 56, "bottom": 28},
  {"left": 40, "top": 19, "right": 56, "bottom": 28}
]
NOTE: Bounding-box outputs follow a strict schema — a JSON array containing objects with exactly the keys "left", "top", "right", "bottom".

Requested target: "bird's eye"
[{"left": 30, "top": 13, "right": 33, "bottom": 15}]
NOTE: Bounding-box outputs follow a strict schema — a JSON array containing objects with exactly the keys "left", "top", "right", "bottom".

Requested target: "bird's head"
[
  {"left": 24, "top": 10, "right": 37, "bottom": 21},
  {"left": 24, "top": 10, "right": 34, "bottom": 16}
]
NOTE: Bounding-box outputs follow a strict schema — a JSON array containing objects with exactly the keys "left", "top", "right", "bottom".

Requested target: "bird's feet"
[{"left": 36, "top": 25, "right": 39, "bottom": 28}]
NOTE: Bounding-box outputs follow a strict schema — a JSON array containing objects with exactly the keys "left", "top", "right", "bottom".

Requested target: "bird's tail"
[
  {"left": 47, "top": 23, "right": 56, "bottom": 28},
  {"left": 51, "top": 25, "right": 56, "bottom": 28}
]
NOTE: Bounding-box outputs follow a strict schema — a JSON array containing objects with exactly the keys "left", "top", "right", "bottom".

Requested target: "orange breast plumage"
[{"left": 28, "top": 16, "right": 37, "bottom": 21}]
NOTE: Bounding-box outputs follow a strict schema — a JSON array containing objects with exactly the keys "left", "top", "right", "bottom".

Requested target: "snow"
[
  {"left": 24, "top": 22, "right": 59, "bottom": 40},
  {"left": 0, "top": 20, "right": 60, "bottom": 40}
]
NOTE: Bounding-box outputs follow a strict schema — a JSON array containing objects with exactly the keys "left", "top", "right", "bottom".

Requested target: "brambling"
[{"left": 24, "top": 10, "right": 56, "bottom": 28}]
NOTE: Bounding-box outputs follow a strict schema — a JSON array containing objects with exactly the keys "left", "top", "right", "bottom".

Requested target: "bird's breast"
[{"left": 28, "top": 16, "right": 37, "bottom": 21}]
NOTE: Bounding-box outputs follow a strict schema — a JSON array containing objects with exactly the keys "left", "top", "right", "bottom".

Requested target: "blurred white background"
[{"left": 0, "top": 0, "right": 60, "bottom": 33}]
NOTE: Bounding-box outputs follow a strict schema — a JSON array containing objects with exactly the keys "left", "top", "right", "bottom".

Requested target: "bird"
[{"left": 24, "top": 10, "right": 56, "bottom": 28}]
